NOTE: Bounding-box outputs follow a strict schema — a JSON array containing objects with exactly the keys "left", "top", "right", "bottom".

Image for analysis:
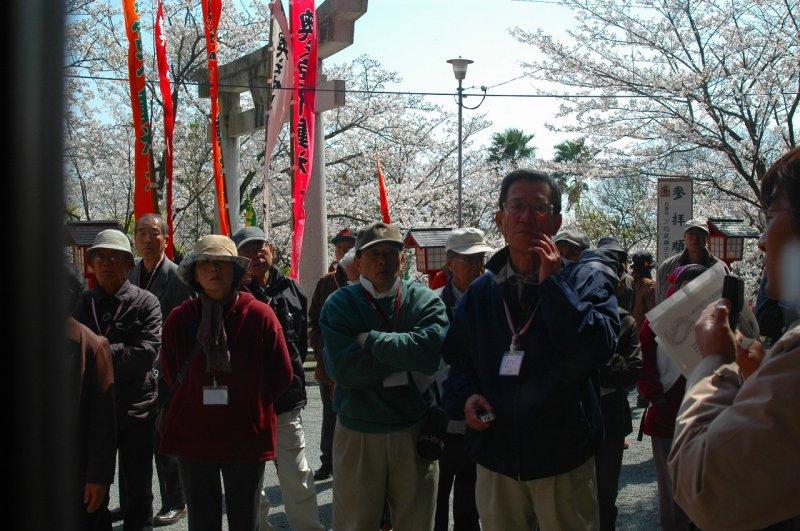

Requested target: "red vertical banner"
[
  {"left": 289, "top": 0, "right": 318, "bottom": 279},
  {"left": 154, "top": 0, "right": 175, "bottom": 258},
  {"left": 121, "top": 0, "right": 157, "bottom": 219},
  {"left": 376, "top": 158, "right": 392, "bottom": 223},
  {"left": 201, "top": 0, "right": 231, "bottom": 236}
]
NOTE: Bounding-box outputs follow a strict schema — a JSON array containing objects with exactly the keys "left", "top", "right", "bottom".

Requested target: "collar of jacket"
[
  {"left": 133, "top": 256, "right": 170, "bottom": 285},
  {"left": 486, "top": 246, "right": 510, "bottom": 274},
  {"left": 334, "top": 265, "right": 348, "bottom": 287},
  {"left": 249, "top": 266, "right": 290, "bottom": 296},
  {"left": 91, "top": 279, "right": 136, "bottom": 304},
  {"left": 441, "top": 279, "right": 464, "bottom": 310}
]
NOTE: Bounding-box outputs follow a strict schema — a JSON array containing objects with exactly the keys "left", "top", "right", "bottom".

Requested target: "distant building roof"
[
  {"left": 708, "top": 218, "right": 760, "bottom": 239},
  {"left": 403, "top": 227, "right": 454, "bottom": 249},
  {"left": 66, "top": 220, "right": 124, "bottom": 247}
]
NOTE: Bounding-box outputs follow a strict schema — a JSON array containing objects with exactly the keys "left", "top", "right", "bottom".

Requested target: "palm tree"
[
  {"left": 552, "top": 138, "right": 595, "bottom": 209},
  {"left": 487, "top": 128, "right": 536, "bottom": 169}
]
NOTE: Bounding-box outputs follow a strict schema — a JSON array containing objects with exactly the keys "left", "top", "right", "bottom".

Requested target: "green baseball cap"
[{"left": 355, "top": 221, "right": 404, "bottom": 253}]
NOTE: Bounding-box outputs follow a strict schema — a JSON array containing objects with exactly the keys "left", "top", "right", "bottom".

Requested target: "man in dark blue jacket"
[{"left": 443, "top": 169, "right": 620, "bottom": 530}]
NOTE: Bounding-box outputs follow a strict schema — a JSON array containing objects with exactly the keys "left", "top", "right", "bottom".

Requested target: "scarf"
[{"left": 198, "top": 291, "right": 237, "bottom": 373}]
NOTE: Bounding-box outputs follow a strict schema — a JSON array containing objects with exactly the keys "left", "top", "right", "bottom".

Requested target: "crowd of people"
[{"left": 68, "top": 147, "right": 800, "bottom": 530}]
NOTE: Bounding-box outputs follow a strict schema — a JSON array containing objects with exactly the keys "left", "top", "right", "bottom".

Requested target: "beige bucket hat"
[{"left": 178, "top": 235, "right": 251, "bottom": 288}]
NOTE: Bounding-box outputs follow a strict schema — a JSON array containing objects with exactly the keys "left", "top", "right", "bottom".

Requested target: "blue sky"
[{"left": 324, "top": 0, "right": 578, "bottom": 158}]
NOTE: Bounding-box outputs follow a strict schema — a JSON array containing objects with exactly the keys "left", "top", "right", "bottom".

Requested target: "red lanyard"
[
  {"left": 502, "top": 299, "right": 540, "bottom": 351},
  {"left": 361, "top": 287, "right": 402, "bottom": 332}
]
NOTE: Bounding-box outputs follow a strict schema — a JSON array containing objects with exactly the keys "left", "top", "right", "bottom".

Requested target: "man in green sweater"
[{"left": 320, "top": 221, "right": 449, "bottom": 531}]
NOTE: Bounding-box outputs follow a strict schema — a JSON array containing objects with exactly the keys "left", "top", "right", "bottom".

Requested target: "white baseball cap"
[{"left": 445, "top": 228, "right": 494, "bottom": 255}]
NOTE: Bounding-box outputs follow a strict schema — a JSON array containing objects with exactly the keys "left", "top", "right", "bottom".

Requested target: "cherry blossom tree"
[{"left": 513, "top": 0, "right": 799, "bottom": 209}]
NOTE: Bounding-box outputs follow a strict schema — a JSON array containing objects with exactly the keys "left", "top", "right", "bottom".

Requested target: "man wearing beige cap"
[
  {"left": 74, "top": 229, "right": 162, "bottom": 529},
  {"left": 656, "top": 217, "right": 723, "bottom": 303},
  {"left": 320, "top": 221, "right": 449, "bottom": 531},
  {"left": 434, "top": 228, "right": 493, "bottom": 531}
]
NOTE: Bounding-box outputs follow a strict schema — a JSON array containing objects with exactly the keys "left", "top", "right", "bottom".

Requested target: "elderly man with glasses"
[
  {"left": 74, "top": 229, "right": 162, "bottom": 530},
  {"left": 443, "top": 169, "right": 620, "bottom": 530}
]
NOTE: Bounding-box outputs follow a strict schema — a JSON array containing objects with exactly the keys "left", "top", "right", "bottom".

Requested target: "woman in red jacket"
[
  {"left": 637, "top": 264, "right": 706, "bottom": 531},
  {"left": 159, "top": 235, "right": 293, "bottom": 531}
]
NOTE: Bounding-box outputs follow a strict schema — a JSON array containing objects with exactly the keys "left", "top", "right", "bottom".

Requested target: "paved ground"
[{"left": 110, "top": 374, "right": 660, "bottom": 530}]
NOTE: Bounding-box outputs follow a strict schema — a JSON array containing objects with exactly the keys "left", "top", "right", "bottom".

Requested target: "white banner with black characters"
[{"left": 657, "top": 178, "right": 693, "bottom": 265}]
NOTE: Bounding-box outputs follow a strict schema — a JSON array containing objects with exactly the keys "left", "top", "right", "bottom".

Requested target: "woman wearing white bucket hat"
[{"left": 158, "top": 235, "right": 293, "bottom": 531}]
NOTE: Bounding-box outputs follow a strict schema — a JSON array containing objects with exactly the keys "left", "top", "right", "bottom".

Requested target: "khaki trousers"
[
  {"left": 332, "top": 420, "right": 438, "bottom": 531},
  {"left": 475, "top": 457, "right": 599, "bottom": 531}
]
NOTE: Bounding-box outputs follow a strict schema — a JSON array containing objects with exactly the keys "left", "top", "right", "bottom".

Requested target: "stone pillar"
[
  {"left": 219, "top": 93, "right": 241, "bottom": 233},
  {"left": 298, "top": 109, "right": 328, "bottom": 297}
]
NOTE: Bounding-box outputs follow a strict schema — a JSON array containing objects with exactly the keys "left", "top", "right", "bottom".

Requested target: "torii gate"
[{"left": 199, "top": 0, "right": 368, "bottom": 297}]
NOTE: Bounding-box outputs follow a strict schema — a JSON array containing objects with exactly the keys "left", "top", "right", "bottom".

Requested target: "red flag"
[
  {"left": 376, "top": 158, "right": 391, "bottom": 223},
  {"left": 154, "top": 0, "right": 175, "bottom": 258},
  {"left": 289, "top": 0, "right": 318, "bottom": 279},
  {"left": 201, "top": 0, "right": 231, "bottom": 236},
  {"left": 121, "top": 0, "right": 157, "bottom": 219}
]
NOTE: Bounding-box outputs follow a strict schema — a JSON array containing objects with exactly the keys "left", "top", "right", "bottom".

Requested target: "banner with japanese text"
[
  {"left": 377, "top": 158, "right": 391, "bottom": 223},
  {"left": 154, "top": 0, "right": 175, "bottom": 258},
  {"left": 657, "top": 178, "right": 693, "bottom": 264},
  {"left": 201, "top": 0, "right": 231, "bottom": 236},
  {"left": 121, "top": 0, "right": 157, "bottom": 219},
  {"left": 289, "top": 0, "right": 318, "bottom": 279},
  {"left": 263, "top": 0, "right": 294, "bottom": 239}
]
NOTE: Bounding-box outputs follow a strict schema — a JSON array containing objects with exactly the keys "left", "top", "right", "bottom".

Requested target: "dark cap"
[
  {"left": 231, "top": 226, "right": 269, "bottom": 249},
  {"left": 331, "top": 228, "right": 357, "bottom": 245},
  {"left": 554, "top": 229, "right": 590, "bottom": 252},
  {"left": 355, "top": 222, "right": 404, "bottom": 253},
  {"left": 597, "top": 236, "right": 626, "bottom": 253}
]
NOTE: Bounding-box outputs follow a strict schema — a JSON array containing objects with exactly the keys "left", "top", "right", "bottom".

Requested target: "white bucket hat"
[{"left": 445, "top": 228, "right": 494, "bottom": 255}]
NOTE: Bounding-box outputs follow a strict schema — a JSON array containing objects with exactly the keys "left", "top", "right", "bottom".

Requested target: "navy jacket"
[
  {"left": 245, "top": 267, "right": 308, "bottom": 414},
  {"left": 442, "top": 246, "right": 620, "bottom": 480}
]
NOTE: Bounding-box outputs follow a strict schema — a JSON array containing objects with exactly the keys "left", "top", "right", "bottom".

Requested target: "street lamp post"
[{"left": 447, "top": 57, "right": 472, "bottom": 228}]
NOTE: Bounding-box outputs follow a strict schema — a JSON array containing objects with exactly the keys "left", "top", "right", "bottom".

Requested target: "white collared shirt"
[{"left": 359, "top": 275, "right": 402, "bottom": 299}]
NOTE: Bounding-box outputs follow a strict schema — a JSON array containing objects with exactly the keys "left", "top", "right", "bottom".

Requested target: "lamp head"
[{"left": 447, "top": 57, "right": 473, "bottom": 81}]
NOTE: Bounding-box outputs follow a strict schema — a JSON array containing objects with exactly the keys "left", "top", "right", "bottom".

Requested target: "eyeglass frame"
[
  {"left": 502, "top": 200, "right": 554, "bottom": 217},
  {"left": 758, "top": 208, "right": 797, "bottom": 228}
]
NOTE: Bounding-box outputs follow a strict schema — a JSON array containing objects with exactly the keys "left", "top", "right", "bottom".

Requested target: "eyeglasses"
[
  {"left": 451, "top": 254, "right": 485, "bottom": 268},
  {"left": 758, "top": 208, "right": 795, "bottom": 227},
  {"left": 91, "top": 252, "right": 125, "bottom": 263},
  {"left": 503, "top": 200, "right": 553, "bottom": 217}
]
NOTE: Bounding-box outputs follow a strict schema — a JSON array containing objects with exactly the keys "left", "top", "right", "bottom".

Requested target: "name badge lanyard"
[
  {"left": 139, "top": 255, "right": 165, "bottom": 291},
  {"left": 90, "top": 297, "right": 123, "bottom": 337},
  {"left": 361, "top": 287, "right": 402, "bottom": 332},
  {"left": 502, "top": 299, "right": 540, "bottom": 354}
]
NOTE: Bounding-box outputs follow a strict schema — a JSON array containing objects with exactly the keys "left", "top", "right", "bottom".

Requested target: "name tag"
[
  {"left": 383, "top": 371, "right": 409, "bottom": 388},
  {"left": 203, "top": 386, "right": 229, "bottom": 405},
  {"left": 499, "top": 351, "right": 524, "bottom": 376}
]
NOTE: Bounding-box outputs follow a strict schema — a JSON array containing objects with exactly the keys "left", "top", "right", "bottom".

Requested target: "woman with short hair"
[{"left": 158, "top": 235, "right": 293, "bottom": 531}]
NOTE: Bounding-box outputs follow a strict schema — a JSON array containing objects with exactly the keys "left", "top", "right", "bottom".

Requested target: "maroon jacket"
[
  {"left": 637, "top": 319, "right": 686, "bottom": 439},
  {"left": 158, "top": 292, "right": 292, "bottom": 462}
]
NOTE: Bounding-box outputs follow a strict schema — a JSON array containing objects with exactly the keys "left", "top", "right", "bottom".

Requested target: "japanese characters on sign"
[
  {"left": 121, "top": 0, "right": 157, "bottom": 219},
  {"left": 656, "top": 179, "right": 693, "bottom": 264},
  {"left": 289, "top": 0, "right": 318, "bottom": 279}
]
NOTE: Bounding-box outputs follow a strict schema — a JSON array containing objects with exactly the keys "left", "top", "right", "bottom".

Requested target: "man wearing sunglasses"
[{"left": 443, "top": 169, "right": 620, "bottom": 530}]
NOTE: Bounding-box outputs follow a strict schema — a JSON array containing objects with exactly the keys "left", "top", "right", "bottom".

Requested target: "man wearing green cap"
[
  {"left": 320, "top": 221, "right": 449, "bottom": 531},
  {"left": 74, "top": 229, "right": 162, "bottom": 530}
]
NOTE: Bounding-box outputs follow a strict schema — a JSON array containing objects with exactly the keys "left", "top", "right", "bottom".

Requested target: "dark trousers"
[
  {"left": 319, "top": 381, "right": 336, "bottom": 470},
  {"left": 434, "top": 433, "right": 479, "bottom": 531},
  {"left": 595, "top": 434, "right": 625, "bottom": 531},
  {"left": 178, "top": 458, "right": 265, "bottom": 531},
  {"left": 154, "top": 428, "right": 185, "bottom": 511},
  {"left": 117, "top": 420, "right": 155, "bottom": 530}
]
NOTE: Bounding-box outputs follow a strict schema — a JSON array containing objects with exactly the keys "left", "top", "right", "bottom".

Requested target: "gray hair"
[{"left": 135, "top": 213, "right": 167, "bottom": 235}]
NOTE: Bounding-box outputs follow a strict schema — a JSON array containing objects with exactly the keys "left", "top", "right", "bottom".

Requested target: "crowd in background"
[{"left": 67, "top": 147, "right": 800, "bottom": 530}]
